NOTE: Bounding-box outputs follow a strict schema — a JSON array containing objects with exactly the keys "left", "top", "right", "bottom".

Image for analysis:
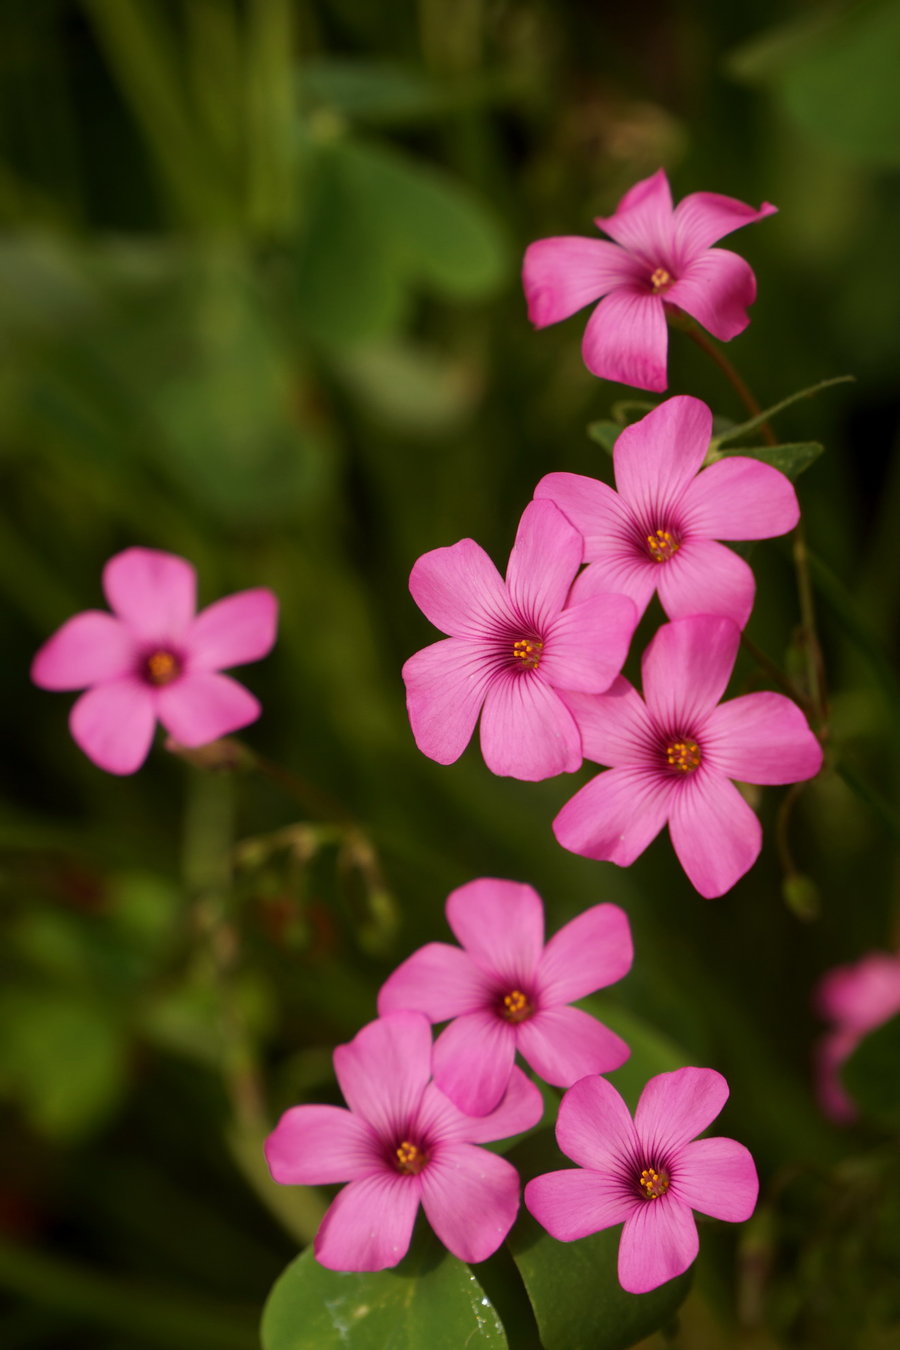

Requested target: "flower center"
[
  {"left": 501, "top": 988, "right": 533, "bottom": 1024},
  {"left": 512, "top": 638, "right": 543, "bottom": 670},
  {"left": 666, "top": 738, "right": 702, "bottom": 773},
  {"left": 650, "top": 266, "right": 672, "bottom": 293},
  {"left": 639, "top": 1166, "right": 670, "bottom": 1200},
  {"left": 144, "top": 650, "right": 181, "bottom": 686},
  {"left": 646, "top": 528, "right": 680, "bottom": 563},
  {"left": 394, "top": 1140, "right": 427, "bottom": 1175}
]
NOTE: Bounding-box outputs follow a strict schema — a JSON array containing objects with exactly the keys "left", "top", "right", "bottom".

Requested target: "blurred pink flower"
[
  {"left": 378, "top": 877, "right": 632, "bottom": 1116},
  {"left": 536, "top": 396, "right": 799, "bottom": 630},
  {"left": 523, "top": 169, "right": 776, "bottom": 391},
  {"left": 265, "top": 1012, "right": 543, "bottom": 1271},
  {"left": 32, "top": 547, "right": 278, "bottom": 774},
  {"left": 525, "top": 1067, "right": 758, "bottom": 1294},
  {"left": 554, "top": 614, "right": 822, "bottom": 898},
  {"left": 815, "top": 951, "right": 900, "bottom": 1123},
  {"left": 402, "top": 499, "right": 638, "bottom": 781}
]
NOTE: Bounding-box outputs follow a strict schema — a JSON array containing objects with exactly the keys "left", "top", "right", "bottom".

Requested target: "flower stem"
[{"left": 676, "top": 315, "right": 777, "bottom": 446}]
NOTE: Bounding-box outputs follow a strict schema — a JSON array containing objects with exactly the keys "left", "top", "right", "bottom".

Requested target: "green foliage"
[{"left": 842, "top": 1014, "right": 900, "bottom": 1130}]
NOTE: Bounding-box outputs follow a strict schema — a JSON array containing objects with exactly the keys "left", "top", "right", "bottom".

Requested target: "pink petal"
[
  {"left": 613, "top": 395, "right": 712, "bottom": 513},
  {"left": 618, "top": 1198, "right": 698, "bottom": 1294},
  {"left": 314, "top": 1173, "right": 421, "bottom": 1272},
  {"left": 668, "top": 772, "right": 762, "bottom": 898},
  {"left": 674, "top": 1137, "right": 758, "bottom": 1222},
  {"left": 553, "top": 765, "right": 672, "bottom": 867},
  {"left": 518, "top": 1005, "right": 630, "bottom": 1086},
  {"left": 555, "top": 1073, "right": 638, "bottom": 1171},
  {"left": 32, "top": 612, "right": 137, "bottom": 691},
  {"left": 446, "top": 877, "right": 545, "bottom": 982},
  {"left": 656, "top": 538, "right": 756, "bottom": 629},
  {"left": 185, "top": 588, "right": 278, "bottom": 672},
  {"left": 539, "top": 593, "right": 637, "bottom": 694},
  {"left": 665, "top": 248, "right": 757, "bottom": 341},
  {"left": 566, "top": 550, "right": 658, "bottom": 622},
  {"left": 402, "top": 638, "right": 491, "bottom": 765},
  {"left": 641, "top": 615, "right": 740, "bottom": 727},
  {"left": 557, "top": 679, "right": 654, "bottom": 768},
  {"left": 333, "top": 1013, "right": 432, "bottom": 1138},
  {"left": 102, "top": 548, "right": 196, "bottom": 642},
  {"left": 156, "top": 671, "right": 260, "bottom": 747},
  {"left": 69, "top": 679, "right": 157, "bottom": 775},
  {"left": 680, "top": 456, "right": 799, "bottom": 540},
  {"left": 581, "top": 290, "right": 668, "bottom": 392},
  {"left": 420, "top": 1142, "right": 521, "bottom": 1262},
  {"left": 432, "top": 1010, "right": 517, "bottom": 1117},
  {"left": 525, "top": 1168, "right": 636, "bottom": 1241},
  {"left": 665, "top": 544, "right": 756, "bottom": 635},
  {"left": 673, "top": 190, "right": 776, "bottom": 257},
  {"left": 479, "top": 672, "right": 582, "bottom": 780},
  {"left": 817, "top": 953, "right": 900, "bottom": 1030},
  {"left": 264, "top": 1104, "right": 379, "bottom": 1185},
  {"left": 536, "top": 903, "right": 634, "bottom": 1005},
  {"left": 522, "top": 236, "right": 642, "bottom": 327},
  {"left": 595, "top": 169, "right": 675, "bottom": 260},
  {"left": 417, "top": 1067, "right": 544, "bottom": 1145},
  {"left": 377, "top": 943, "right": 492, "bottom": 1022},
  {"left": 409, "top": 538, "right": 509, "bottom": 638},
  {"left": 505, "top": 500, "right": 583, "bottom": 631},
  {"left": 534, "top": 471, "right": 633, "bottom": 562},
  {"left": 815, "top": 1030, "right": 858, "bottom": 1123},
  {"left": 702, "top": 692, "right": 822, "bottom": 785},
  {"left": 635, "top": 1067, "right": 729, "bottom": 1156}
]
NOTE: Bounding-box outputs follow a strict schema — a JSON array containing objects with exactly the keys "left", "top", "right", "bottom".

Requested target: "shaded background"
[{"left": 1, "top": 1, "right": 899, "bottom": 1346}]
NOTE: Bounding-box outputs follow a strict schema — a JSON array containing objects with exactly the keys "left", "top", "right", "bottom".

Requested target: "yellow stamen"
[
  {"left": 666, "top": 739, "right": 701, "bottom": 773},
  {"left": 145, "top": 650, "right": 180, "bottom": 686},
  {"left": 646, "top": 528, "right": 679, "bottom": 563},
  {"left": 502, "top": 989, "right": 533, "bottom": 1024},
  {"left": 639, "top": 1167, "right": 670, "bottom": 1199},
  {"left": 395, "top": 1140, "right": 426, "bottom": 1174},
  {"left": 512, "top": 638, "right": 543, "bottom": 670},
  {"left": 650, "top": 266, "right": 672, "bottom": 293}
]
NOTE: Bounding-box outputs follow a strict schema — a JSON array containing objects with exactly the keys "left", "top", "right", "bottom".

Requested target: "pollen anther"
[
  {"left": 145, "top": 650, "right": 180, "bottom": 686},
  {"left": 502, "top": 989, "right": 533, "bottom": 1024},
  {"left": 639, "top": 1166, "right": 670, "bottom": 1199},
  {"left": 666, "top": 738, "right": 701, "bottom": 773},
  {"left": 650, "top": 266, "right": 672, "bottom": 293},
  {"left": 512, "top": 638, "right": 543, "bottom": 669},
  {"left": 395, "top": 1140, "right": 426, "bottom": 1174},
  {"left": 646, "top": 528, "right": 680, "bottom": 563}
]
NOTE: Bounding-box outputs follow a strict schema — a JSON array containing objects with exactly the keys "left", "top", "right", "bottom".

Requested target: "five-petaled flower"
[
  {"left": 814, "top": 951, "right": 900, "bottom": 1123},
  {"left": 31, "top": 547, "right": 278, "bottom": 774},
  {"left": 264, "top": 1012, "right": 543, "bottom": 1271},
  {"left": 525, "top": 1067, "right": 758, "bottom": 1294},
  {"left": 402, "top": 499, "right": 638, "bottom": 781},
  {"left": 536, "top": 396, "right": 799, "bottom": 630},
  {"left": 553, "top": 614, "right": 822, "bottom": 898},
  {"left": 378, "top": 877, "right": 632, "bottom": 1116},
  {"left": 523, "top": 168, "right": 776, "bottom": 391}
]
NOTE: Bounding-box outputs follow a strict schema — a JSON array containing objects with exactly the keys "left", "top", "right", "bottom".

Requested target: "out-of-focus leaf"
[
  {"left": 261, "top": 1227, "right": 508, "bottom": 1350},
  {"left": 334, "top": 341, "right": 480, "bottom": 433},
  {"left": 580, "top": 997, "right": 687, "bottom": 1110},
  {"left": 507, "top": 1131, "right": 690, "bottom": 1350},
  {"left": 715, "top": 441, "right": 824, "bottom": 481},
  {"left": 586, "top": 419, "right": 621, "bottom": 453},
  {"left": 301, "top": 61, "right": 446, "bottom": 124},
  {"left": 842, "top": 1014, "right": 900, "bottom": 1129}
]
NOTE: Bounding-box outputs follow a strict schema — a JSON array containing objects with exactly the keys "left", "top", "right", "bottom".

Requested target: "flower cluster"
[
  {"left": 814, "top": 951, "right": 900, "bottom": 1122},
  {"left": 266, "top": 878, "right": 756, "bottom": 1287}
]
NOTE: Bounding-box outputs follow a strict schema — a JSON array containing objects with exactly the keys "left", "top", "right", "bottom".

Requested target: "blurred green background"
[{"left": 2, "top": 1, "right": 900, "bottom": 1346}]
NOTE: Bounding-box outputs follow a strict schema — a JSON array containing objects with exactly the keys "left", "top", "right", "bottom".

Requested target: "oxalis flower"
[
  {"left": 31, "top": 547, "right": 278, "bottom": 775},
  {"left": 402, "top": 499, "right": 638, "bottom": 781},
  {"left": 264, "top": 1012, "right": 543, "bottom": 1271},
  {"left": 523, "top": 168, "right": 776, "bottom": 391},
  {"left": 378, "top": 877, "right": 632, "bottom": 1116},
  {"left": 814, "top": 951, "right": 900, "bottom": 1123},
  {"left": 525, "top": 1068, "right": 758, "bottom": 1294},
  {"left": 554, "top": 614, "right": 823, "bottom": 898},
  {"left": 536, "top": 395, "right": 799, "bottom": 630}
]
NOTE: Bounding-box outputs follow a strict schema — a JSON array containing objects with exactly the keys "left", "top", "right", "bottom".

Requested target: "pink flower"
[
  {"left": 523, "top": 168, "right": 776, "bottom": 391},
  {"left": 525, "top": 1068, "right": 758, "bottom": 1294},
  {"left": 536, "top": 396, "right": 799, "bottom": 630},
  {"left": 814, "top": 952, "right": 900, "bottom": 1123},
  {"left": 378, "top": 877, "right": 633, "bottom": 1116},
  {"left": 264, "top": 1012, "right": 543, "bottom": 1271},
  {"left": 31, "top": 547, "right": 278, "bottom": 775},
  {"left": 554, "top": 614, "right": 822, "bottom": 898},
  {"left": 402, "top": 499, "right": 638, "bottom": 781}
]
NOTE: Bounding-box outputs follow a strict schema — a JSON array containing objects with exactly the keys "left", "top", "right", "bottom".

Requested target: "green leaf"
[
  {"left": 301, "top": 60, "right": 446, "bottom": 124},
  {"left": 842, "top": 1014, "right": 900, "bottom": 1130},
  {"left": 714, "top": 441, "right": 824, "bottom": 481},
  {"left": 261, "top": 1227, "right": 509, "bottom": 1350},
  {"left": 507, "top": 1132, "right": 690, "bottom": 1350},
  {"left": 586, "top": 420, "right": 621, "bottom": 453}
]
